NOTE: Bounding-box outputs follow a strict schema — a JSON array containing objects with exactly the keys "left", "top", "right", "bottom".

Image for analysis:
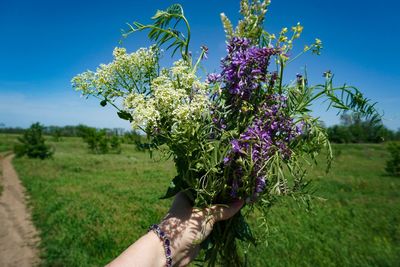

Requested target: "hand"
[
  {"left": 160, "top": 192, "right": 244, "bottom": 266},
  {"left": 106, "top": 192, "right": 243, "bottom": 267}
]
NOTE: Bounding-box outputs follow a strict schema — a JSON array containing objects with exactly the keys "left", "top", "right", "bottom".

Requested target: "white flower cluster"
[
  {"left": 124, "top": 60, "right": 210, "bottom": 132},
  {"left": 72, "top": 46, "right": 159, "bottom": 99},
  {"left": 124, "top": 94, "right": 159, "bottom": 130},
  {"left": 73, "top": 46, "right": 209, "bottom": 134}
]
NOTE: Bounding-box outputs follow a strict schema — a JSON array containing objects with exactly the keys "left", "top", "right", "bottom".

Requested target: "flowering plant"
[{"left": 72, "top": 1, "right": 378, "bottom": 265}]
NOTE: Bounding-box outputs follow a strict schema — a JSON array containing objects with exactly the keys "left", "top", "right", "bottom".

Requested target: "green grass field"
[
  {"left": 0, "top": 133, "right": 19, "bottom": 152},
  {"left": 0, "top": 134, "right": 399, "bottom": 266}
]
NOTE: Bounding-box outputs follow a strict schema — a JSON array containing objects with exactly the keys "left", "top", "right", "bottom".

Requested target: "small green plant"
[
  {"left": 123, "top": 131, "right": 151, "bottom": 152},
  {"left": 14, "top": 122, "right": 53, "bottom": 159},
  {"left": 52, "top": 128, "right": 63, "bottom": 142},
  {"left": 123, "top": 131, "right": 142, "bottom": 144},
  {"left": 385, "top": 142, "right": 400, "bottom": 176},
  {"left": 110, "top": 135, "right": 122, "bottom": 154},
  {"left": 80, "top": 128, "right": 109, "bottom": 154},
  {"left": 80, "top": 126, "right": 122, "bottom": 154}
]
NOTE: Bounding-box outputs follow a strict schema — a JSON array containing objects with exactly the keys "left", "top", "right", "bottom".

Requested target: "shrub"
[
  {"left": 52, "top": 128, "right": 62, "bottom": 142},
  {"left": 385, "top": 142, "right": 400, "bottom": 176},
  {"left": 326, "top": 113, "right": 398, "bottom": 144},
  {"left": 80, "top": 128, "right": 109, "bottom": 154},
  {"left": 123, "top": 131, "right": 151, "bottom": 152},
  {"left": 80, "top": 127, "right": 122, "bottom": 154},
  {"left": 110, "top": 135, "right": 121, "bottom": 154},
  {"left": 14, "top": 122, "right": 54, "bottom": 159}
]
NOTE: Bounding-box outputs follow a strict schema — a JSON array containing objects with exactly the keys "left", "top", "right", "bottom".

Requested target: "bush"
[
  {"left": 14, "top": 122, "right": 53, "bottom": 159},
  {"left": 110, "top": 135, "right": 121, "bottom": 154},
  {"left": 326, "top": 113, "right": 399, "bottom": 143},
  {"left": 52, "top": 128, "right": 62, "bottom": 142},
  {"left": 123, "top": 131, "right": 151, "bottom": 152},
  {"left": 79, "top": 127, "right": 121, "bottom": 154},
  {"left": 385, "top": 142, "right": 400, "bottom": 176}
]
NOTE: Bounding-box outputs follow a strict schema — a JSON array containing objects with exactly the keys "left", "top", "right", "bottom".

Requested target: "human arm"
[{"left": 106, "top": 192, "right": 244, "bottom": 267}]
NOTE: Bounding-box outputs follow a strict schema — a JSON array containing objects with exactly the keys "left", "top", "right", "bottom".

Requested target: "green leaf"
[
  {"left": 100, "top": 100, "right": 107, "bottom": 107},
  {"left": 234, "top": 212, "right": 256, "bottom": 245},
  {"left": 117, "top": 111, "right": 133, "bottom": 121},
  {"left": 123, "top": 4, "right": 190, "bottom": 60}
]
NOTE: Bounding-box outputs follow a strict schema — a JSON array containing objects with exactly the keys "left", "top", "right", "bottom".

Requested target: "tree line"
[
  {"left": 0, "top": 124, "right": 127, "bottom": 137},
  {"left": 325, "top": 113, "right": 400, "bottom": 143},
  {"left": 4, "top": 123, "right": 148, "bottom": 157},
  {"left": 2, "top": 117, "right": 399, "bottom": 144},
  {"left": 6, "top": 120, "right": 399, "bottom": 177}
]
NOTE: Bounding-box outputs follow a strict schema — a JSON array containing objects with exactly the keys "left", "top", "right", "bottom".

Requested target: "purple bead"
[{"left": 149, "top": 224, "right": 172, "bottom": 267}]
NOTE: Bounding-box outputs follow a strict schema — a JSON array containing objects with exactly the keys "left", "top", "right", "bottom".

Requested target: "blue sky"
[{"left": 0, "top": 0, "right": 399, "bottom": 130}]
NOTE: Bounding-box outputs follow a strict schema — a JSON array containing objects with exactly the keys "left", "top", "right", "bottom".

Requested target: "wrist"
[
  {"left": 149, "top": 224, "right": 173, "bottom": 267},
  {"left": 147, "top": 231, "right": 169, "bottom": 267},
  {"left": 105, "top": 231, "right": 166, "bottom": 267}
]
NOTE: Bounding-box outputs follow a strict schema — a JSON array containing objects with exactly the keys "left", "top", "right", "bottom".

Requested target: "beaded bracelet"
[{"left": 149, "top": 224, "right": 173, "bottom": 267}]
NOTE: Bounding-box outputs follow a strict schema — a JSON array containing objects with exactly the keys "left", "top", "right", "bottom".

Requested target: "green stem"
[
  {"left": 286, "top": 45, "right": 313, "bottom": 64},
  {"left": 93, "top": 95, "right": 121, "bottom": 112},
  {"left": 192, "top": 49, "right": 206, "bottom": 73},
  {"left": 278, "top": 57, "right": 285, "bottom": 94},
  {"left": 182, "top": 16, "right": 191, "bottom": 61}
]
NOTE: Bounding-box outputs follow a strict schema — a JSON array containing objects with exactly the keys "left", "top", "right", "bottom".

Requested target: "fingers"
[{"left": 208, "top": 200, "right": 244, "bottom": 222}]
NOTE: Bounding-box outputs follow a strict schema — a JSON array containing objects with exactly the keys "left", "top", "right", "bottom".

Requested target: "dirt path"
[{"left": 0, "top": 154, "right": 40, "bottom": 267}]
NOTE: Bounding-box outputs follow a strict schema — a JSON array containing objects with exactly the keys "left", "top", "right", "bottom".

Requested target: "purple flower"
[
  {"left": 201, "top": 45, "right": 208, "bottom": 59},
  {"left": 225, "top": 95, "right": 302, "bottom": 197},
  {"left": 230, "top": 179, "right": 239, "bottom": 198},
  {"left": 223, "top": 157, "right": 231, "bottom": 165},
  {"left": 206, "top": 73, "right": 221, "bottom": 84},
  {"left": 296, "top": 121, "right": 305, "bottom": 135},
  {"left": 219, "top": 37, "right": 280, "bottom": 102},
  {"left": 255, "top": 177, "right": 266, "bottom": 193},
  {"left": 231, "top": 139, "right": 241, "bottom": 153}
]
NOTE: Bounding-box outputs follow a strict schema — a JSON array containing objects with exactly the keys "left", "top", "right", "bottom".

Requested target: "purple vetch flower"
[
  {"left": 223, "top": 157, "right": 231, "bottom": 165},
  {"left": 296, "top": 121, "right": 305, "bottom": 135},
  {"left": 254, "top": 176, "right": 266, "bottom": 193},
  {"left": 230, "top": 179, "right": 239, "bottom": 198},
  {"left": 206, "top": 73, "right": 221, "bottom": 84},
  {"left": 211, "top": 116, "right": 227, "bottom": 131},
  {"left": 231, "top": 139, "right": 241, "bottom": 153},
  {"left": 225, "top": 95, "right": 301, "bottom": 198},
  {"left": 201, "top": 45, "right": 209, "bottom": 59},
  {"left": 219, "top": 37, "right": 280, "bottom": 103}
]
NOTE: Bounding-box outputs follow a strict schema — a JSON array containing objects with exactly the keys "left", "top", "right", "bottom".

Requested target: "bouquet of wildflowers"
[{"left": 72, "top": 1, "right": 378, "bottom": 265}]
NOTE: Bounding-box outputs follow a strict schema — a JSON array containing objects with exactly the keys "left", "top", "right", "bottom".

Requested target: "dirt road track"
[{"left": 0, "top": 154, "right": 40, "bottom": 267}]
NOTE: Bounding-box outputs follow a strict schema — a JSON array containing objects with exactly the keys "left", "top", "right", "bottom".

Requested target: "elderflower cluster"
[
  {"left": 155, "top": 60, "right": 209, "bottom": 126},
  {"left": 124, "top": 60, "right": 209, "bottom": 132},
  {"left": 72, "top": 46, "right": 159, "bottom": 99},
  {"left": 124, "top": 94, "right": 159, "bottom": 130}
]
